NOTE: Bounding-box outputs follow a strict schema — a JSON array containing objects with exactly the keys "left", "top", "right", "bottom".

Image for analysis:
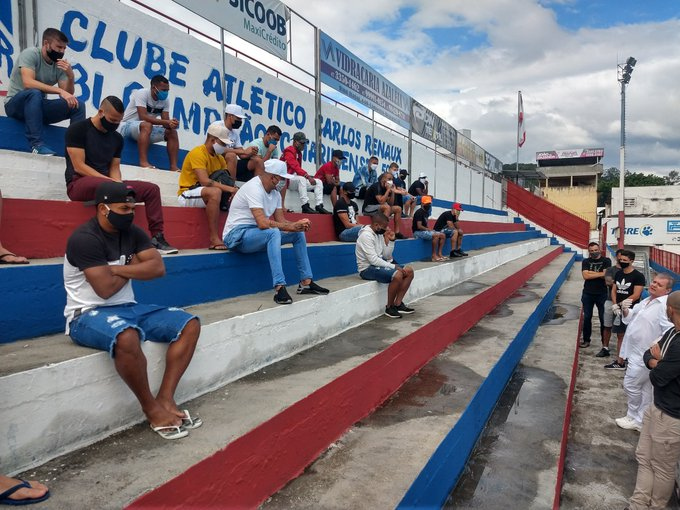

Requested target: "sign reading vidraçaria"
[{"left": 173, "top": 0, "right": 290, "bottom": 61}]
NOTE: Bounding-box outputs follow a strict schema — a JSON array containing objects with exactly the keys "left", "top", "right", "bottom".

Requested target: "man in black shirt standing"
[
  {"left": 64, "top": 182, "right": 201, "bottom": 440},
  {"left": 629, "top": 291, "right": 680, "bottom": 509},
  {"left": 64, "top": 95, "right": 177, "bottom": 255},
  {"left": 580, "top": 242, "right": 611, "bottom": 351}
]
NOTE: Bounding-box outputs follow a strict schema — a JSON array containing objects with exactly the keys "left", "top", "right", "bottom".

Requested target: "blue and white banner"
[
  {"left": 319, "top": 31, "right": 410, "bottom": 130},
  {"left": 173, "top": 0, "right": 290, "bottom": 61},
  {"left": 411, "top": 99, "right": 456, "bottom": 154},
  {"left": 607, "top": 217, "right": 680, "bottom": 246}
]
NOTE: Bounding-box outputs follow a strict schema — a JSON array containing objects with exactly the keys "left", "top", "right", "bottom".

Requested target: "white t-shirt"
[
  {"left": 121, "top": 88, "right": 169, "bottom": 122},
  {"left": 209, "top": 120, "right": 242, "bottom": 149},
  {"left": 223, "top": 176, "right": 281, "bottom": 236}
]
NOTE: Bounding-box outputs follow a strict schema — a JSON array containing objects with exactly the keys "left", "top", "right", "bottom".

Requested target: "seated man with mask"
[{"left": 412, "top": 195, "right": 446, "bottom": 261}]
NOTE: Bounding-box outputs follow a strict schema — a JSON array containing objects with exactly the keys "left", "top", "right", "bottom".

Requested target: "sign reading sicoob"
[{"left": 173, "top": 0, "right": 290, "bottom": 60}]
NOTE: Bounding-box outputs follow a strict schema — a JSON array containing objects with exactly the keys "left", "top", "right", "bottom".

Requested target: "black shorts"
[
  {"left": 235, "top": 158, "right": 252, "bottom": 182},
  {"left": 322, "top": 183, "right": 340, "bottom": 195}
]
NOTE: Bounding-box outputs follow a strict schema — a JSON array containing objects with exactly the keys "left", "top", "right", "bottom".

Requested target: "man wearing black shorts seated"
[
  {"left": 209, "top": 104, "right": 261, "bottom": 182},
  {"left": 433, "top": 202, "right": 468, "bottom": 257},
  {"left": 64, "top": 181, "right": 201, "bottom": 440}
]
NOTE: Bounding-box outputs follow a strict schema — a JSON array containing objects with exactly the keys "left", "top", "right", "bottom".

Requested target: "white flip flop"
[
  {"left": 181, "top": 410, "right": 203, "bottom": 430},
  {"left": 150, "top": 424, "right": 188, "bottom": 440}
]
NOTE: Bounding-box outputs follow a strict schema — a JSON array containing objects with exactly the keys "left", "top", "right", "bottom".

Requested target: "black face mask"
[
  {"left": 232, "top": 119, "right": 243, "bottom": 129},
  {"left": 46, "top": 48, "right": 64, "bottom": 62},
  {"left": 619, "top": 261, "right": 630, "bottom": 269},
  {"left": 423, "top": 206, "right": 432, "bottom": 212},
  {"left": 374, "top": 228, "right": 386, "bottom": 235},
  {"left": 100, "top": 115, "right": 120, "bottom": 132},
  {"left": 105, "top": 205, "right": 134, "bottom": 231},
  {"left": 346, "top": 193, "right": 356, "bottom": 200}
]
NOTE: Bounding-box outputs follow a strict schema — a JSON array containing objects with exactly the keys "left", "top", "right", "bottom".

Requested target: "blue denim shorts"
[
  {"left": 440, "top": 227, "right": 456, "bottom": 238},
  {"left": 69, "top": 303, "right": 198, "bottom": 358},
  {"left": 360, "top": 265, "right": 397, "bottom": 284},
  {"left": 413, "top": 230, "right": 439, "bottom": 240}
]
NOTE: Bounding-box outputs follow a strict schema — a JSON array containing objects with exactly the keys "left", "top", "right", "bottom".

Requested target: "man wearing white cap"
[
  {"left": 223, "top": 159, "right": 330, "bottom": 304},
  {"left": 177, "top": 123, "right": 239, "bottom": 250},
  {"left": 408, "top": 172, "right": 429, "bottom": 205},
  {"left": 209, "top": 104, "right": 260, "bottom": 181}
]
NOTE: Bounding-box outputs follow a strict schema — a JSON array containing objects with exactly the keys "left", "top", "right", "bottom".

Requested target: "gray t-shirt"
[{"left": 6, "top": 47, "right": 67, "bottom": 101}]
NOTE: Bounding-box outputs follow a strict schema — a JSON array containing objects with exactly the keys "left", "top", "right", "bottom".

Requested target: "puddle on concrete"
[
  {"left": 487, "top": 303, "right": 512, "bottom": 318},
  {"left": 436, "top": 281, "right": 488, "bottom": 297},
  {"left": 541, "top": 303, "right": 580, "bottom": 325},
  {"left": 505, "top": 289, "right": 539, "bottom": 303},
  {"left": 445, "top": 365, "right": 566, "bottom": 509}
]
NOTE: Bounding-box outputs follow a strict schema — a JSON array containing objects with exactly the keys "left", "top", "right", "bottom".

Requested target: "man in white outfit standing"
[{"left": 615, "top": 273, "right": 674, "bottom": 431}]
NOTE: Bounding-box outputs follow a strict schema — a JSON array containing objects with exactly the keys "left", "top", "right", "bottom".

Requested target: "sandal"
[
  {"left": 0, "top": 252, "right": 29, "bottom": 265},
  {"left": 181, "top": 409, "right": 203, "bottom": 430},
  {"left": 150, "top": 424, "right": 188, "bottom": 440},
  {"left": 209, "top": 244, "right": 228, "bottom": 251}
]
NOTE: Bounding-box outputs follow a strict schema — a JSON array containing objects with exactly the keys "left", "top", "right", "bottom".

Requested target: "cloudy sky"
[{"left": 137, "top": 0, "right": 680, "bottom": 175}]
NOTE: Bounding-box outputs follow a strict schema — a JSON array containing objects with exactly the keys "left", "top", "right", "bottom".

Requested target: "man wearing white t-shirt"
[
  {"left": 118, "top": 75, "right": 180, "bottom": 171},
  {"left": 223, "top": 159, "right": 330, "bottom": 304},
  {"left": 209, "top": 104, "right": 261, "bottom": 182}
]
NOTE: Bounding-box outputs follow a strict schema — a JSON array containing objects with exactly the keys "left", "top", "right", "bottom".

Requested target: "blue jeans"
[
  {"left": 360, "top": 265, "right": 397, "bottom": 284},
  {"left": 4, "top": 88, "right": 86, "bottom": 147},
  {"left": 581, "top": 292, "right": 607, "bottom": 343},
  {"left": 225, "top": 225, "right": 313, "bottom": 287},
  {"left": 339, "top": 226, "right": 362, "bottom": 242}
]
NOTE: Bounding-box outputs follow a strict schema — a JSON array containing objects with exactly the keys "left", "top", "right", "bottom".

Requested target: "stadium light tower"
[{"left": 617, "top": 56, "right": 636, "bottom": 249}]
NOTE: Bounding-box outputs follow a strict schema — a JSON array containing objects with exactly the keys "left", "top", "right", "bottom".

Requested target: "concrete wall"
[
  {"left": 611, "top": 186, "right": 680, "bottom": 216},
  {"left": 542, "top": 186, "right": 597, "bottom": 229}
]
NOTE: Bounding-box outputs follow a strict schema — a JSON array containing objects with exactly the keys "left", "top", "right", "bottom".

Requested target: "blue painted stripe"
[
  {"left": 397, "top": 252, "right": 575, "bottom": 509},
  {"left": 431, "top": 197, "right": 507, "bottom": 217}
]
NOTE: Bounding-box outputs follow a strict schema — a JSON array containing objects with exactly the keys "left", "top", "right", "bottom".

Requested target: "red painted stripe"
[
  {"left": 127, "top": 247, "right": 563, "bottom": 510},
  {"left": 552, "top": 307, "right": 583, "bottom": 509}
]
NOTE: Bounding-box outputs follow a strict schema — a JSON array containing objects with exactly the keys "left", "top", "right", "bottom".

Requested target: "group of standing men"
[{"left": 580, "top": 242, "right": 680, "bottom": 509}]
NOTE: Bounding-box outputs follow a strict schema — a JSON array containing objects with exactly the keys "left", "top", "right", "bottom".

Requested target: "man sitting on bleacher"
[
  {"left": 64, "top": 95, "right": 178, "bottom": 255},
  {"left": 433, "top": 202, "right": 468, "bottom": 258},
  {"left": 356, "top": 212, "right": 415, "bottom": 319},
  {"left": 63, "top": 181, "right": 201, "bottom": 440},
  {"left": 4, "top": 28, "right": 85, "bottom": 155},
  {"left": 209, "top": 104, "right": 261, "bottom": 181},
  {"left": 223, "top": 159, "right": 330, "bottom": 305},
  {"left": 412, "top": 195, "right": 446, "bottom": 261}
]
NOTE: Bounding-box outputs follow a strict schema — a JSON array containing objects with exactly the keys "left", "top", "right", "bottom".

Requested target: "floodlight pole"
[{"left": 617, "top": 57, "right": 635, "bottom": 250}]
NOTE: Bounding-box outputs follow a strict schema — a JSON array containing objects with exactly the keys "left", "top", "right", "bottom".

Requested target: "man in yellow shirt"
[{"left": 177, "top": 124, "right": 238, "bottom": 250}]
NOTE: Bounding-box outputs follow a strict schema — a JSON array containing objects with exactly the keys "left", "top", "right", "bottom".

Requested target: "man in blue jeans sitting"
[
  {"left": 223, "top": 159, "right": 330, "bottom": 305},
  {"left": 4, "top": 28, "right": 85, "bottom": 155}
]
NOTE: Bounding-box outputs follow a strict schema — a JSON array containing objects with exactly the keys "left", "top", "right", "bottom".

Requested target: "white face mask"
[
  {"left": 275, "top": 179, "right": 286, "bottom": 192},
  {"left": 214, "top": 142, "right": 227, "bottom": 155},
  {"left": 420, "top": 177, "right": 427, "bottom": 183}
]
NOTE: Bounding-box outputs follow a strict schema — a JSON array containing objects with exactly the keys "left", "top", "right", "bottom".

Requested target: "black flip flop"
[{"left": 0, "top": 253, "right": 29, "bottom": 265}]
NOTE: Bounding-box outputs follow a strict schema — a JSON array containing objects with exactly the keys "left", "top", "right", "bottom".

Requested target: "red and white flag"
[{"left": 518, "top": 91, "right": 526, "bottom": 147}]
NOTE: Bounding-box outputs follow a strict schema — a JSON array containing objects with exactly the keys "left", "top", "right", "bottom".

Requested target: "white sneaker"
[{"left": 615, "top": 416, "right": 641, "bottom": 431}]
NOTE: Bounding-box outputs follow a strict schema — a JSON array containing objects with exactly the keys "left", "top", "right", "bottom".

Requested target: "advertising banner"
[
  {"left": 319, "top": 31, "right": 410, "bottom": 130},
  {"left": 0, "top": 0, "right": 17, "bottom": 97},
  {"left": 536, "top": 148, "right": 604, "bottom": 160},
  {"left": 484, "top": 151, "right": 503, "bottom": 174},
  {"left": 410, "top": 99, "right": 456, "bottom": 154},
  {"left": 606, "top": 217, "right": 680, "bottom": 246},
  {"left": 173, "top": 0, "right": 290, "bottom": 61}
]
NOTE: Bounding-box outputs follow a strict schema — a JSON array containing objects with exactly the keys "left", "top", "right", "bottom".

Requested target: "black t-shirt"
[
  {"left": 613, "top": 268, "right": 646, "bottom": 304},
  {"left": 412, "top": 208, "right": 429, "bottom": 231},
  {"left": 332, "top": 197, "right": 358, "bottom": 237},
  {"left": 393, "top": 176, "right": 406, "bottom": 207},
  {"left": 65, "top": 119, "right": 124, "bottom": 184},
  {"left": 362, "top": 182, "right": 387, "bottom": 212},
  {"left": 645, "top": 327, "right": 680, "bottom": 418},
  {"left": 408, "top": 180, "right": 425, "bottom": 196},
  {"left": 434, "top": 211, "right": 457, "bottom": 231},
  {"left": 581, "top": 256, "right": 612, "bottom": 294}
]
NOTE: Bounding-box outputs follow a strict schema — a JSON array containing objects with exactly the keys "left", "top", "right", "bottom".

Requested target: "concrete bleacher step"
[
  {"left": 1, "top": 238, "right": 551, "bottom": 479},
  {"left": 3, "top": 243, "right": 568, "bottom": 509}
]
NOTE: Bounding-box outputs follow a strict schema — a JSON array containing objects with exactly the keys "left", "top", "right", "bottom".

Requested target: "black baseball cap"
[
  {"left": 293, "top": 132, "right": 309, "bottom": 143},
  {"left": 332, "top": 149, "right": 346, "bottom": 160},
  {"left": 85, "top": 181, "right": 136, "bottom": 206},
  {"left": 342, "top": 182, "right": 356, "bottom": 193},
  {"left": 399, "top": 169, "right": 409, "bottom": 175}
]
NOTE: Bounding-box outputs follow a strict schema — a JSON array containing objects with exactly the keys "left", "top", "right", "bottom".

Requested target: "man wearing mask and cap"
[
  {"left": 333, "top": 182, "right": 362, "bottom": 242},
  {"left": 353, "top": 156, "right": 379, "bottom": 199},
  {"left": 433, "top": 202, "right": 468, "bottom": 257},
  {"left": 408, "top": 172, "right": 429, "bottom": 205},
  {"left": 177, "top": 123, "right": 239, "bottom": 250},
  {"left": 392, "top": 165, "right": 414, "bottom": 218},
  {"left": 315, "top": 149, "right": 345, "bottom": 207},
  {"left": 117, "top": 75, "right": 180, "bottom": 171},
  {"left": 209, "top": 104, "right": 260, "bottom": 181},
  {"left": 4, "top": 27, "right": 85, "bottom": 155},
  {"left": 281, "top": 132, "right": 330, "bottom": 214},
  {"left": 223, "top": 159, "right": 330, "bottom": 304},
  {"left": 412, "top": 196, "right": 446, "bottom": 261},
  {"left": 64, "top": 95, "right": 178, "bottom": 255},
  {"left": 63, "top": 181, "right": 201, "bottom": 440}
]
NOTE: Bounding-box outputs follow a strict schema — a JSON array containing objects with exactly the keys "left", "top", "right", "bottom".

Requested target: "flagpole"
[{"left": 516, "top": 90, "right": 520, "bottom": 184}]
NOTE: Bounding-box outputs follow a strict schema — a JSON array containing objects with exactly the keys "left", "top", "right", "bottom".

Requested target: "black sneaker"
[
  {"left": 301, "top": 204, "right": 316, "bottom": 214},
  {"left": 395, "top": 233, "right": 406, "bottom": 239},
  {"left": 151, "top": 233, "right": 179, "bottom": 255},
  {"left": 384, "top": 306, "right": 402, "bottom": 319},
  {"left": 396, "top": 303, "right": 415, "bottom": 314},
  {"left": 274, "top": 286, "right": 293, "bottom": 304},
  {"left": 595, "top": 347, "right": 610, "bottom": 358},
  {"left": 315, "top": 205, "right": 332, "bottom": 214},
  {"left": 604, "top": 360, "right": 626, "bottom": 370},
  {"left": 297, "top": 280, "right": 329, "bottom": 295},
  {"left": 457, "top": 250, "right": 469, "bottom": 256},
  {"left": 450, "top": 250, "right": 463, "bottom": 258},
  {"left": 579, "top": 341, "right": 591, "bottom": 348}
]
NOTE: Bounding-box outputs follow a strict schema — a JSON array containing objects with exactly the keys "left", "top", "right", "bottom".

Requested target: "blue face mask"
[{"left": 155, "top": 88, "right": 169, "bottom": 101}]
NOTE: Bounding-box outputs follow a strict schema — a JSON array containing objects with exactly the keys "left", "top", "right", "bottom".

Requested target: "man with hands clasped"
[{"left": 362, "top": 172, "right": 405, "bottom": 239}]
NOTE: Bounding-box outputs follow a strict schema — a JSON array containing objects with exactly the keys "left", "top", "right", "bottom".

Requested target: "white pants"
[
  {"left": 624, "top": 356, "right": 654, "bottom": 426},
  {"left": 291, "top": 175, "right": 322, "bottom": 206}
]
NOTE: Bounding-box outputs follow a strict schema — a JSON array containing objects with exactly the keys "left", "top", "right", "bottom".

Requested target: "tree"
[{"left": 665, "top": 170, "right": 680, "bottom": 185}]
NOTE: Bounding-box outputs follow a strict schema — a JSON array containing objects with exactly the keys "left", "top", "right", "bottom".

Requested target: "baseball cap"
[
  {"left": 293, "top": 132, "right": 309, "bottom": 144},
  {"left": 399, "top": 169, "right": 409, "bottom": 175},
  {"left": 332, "top": 149, "right": 346, "bottom": 160},
  {"left": 421, "top": 195, "right": 433, "bottom": 205},
  {"left": 264, "top": 159, "right": 292, "bottom": 179},
  {"left": 85, "top": 181, "right": 136, "bottom": 206},
  {"left": 419, "top": 171, "right": 427, "bottom": 179},
  {"left": 453, "top": 202, "right": 463, "bottom": 211},
  {"left": 207, "top": 123, "right": 231, "bottom": 144},
  {"left": 224, "top": 104, "right": 248, "bottom": 119},
  {"left": 342, "top": 182, "right": 356, "bottom": 193}
]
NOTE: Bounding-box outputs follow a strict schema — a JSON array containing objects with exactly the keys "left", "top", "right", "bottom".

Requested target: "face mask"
[
  {"left": 391, "top": 170, "right": 399, "bottom": 177},
  {"left": 384, "top": 180, "right": 393, "bottom": 188},
  {"left": 590, "top": 251, "right": 600, "bottom": 258},
  {"left": 100, "top": 115, "right": 120, "bottom": 132},
  {"left": 232, "top": 119, "right": 243, "bottom": 129},
  {"left": 155, "top": 88, "right": 169, "bottom": 101},
  {"left": 374, "top": 228, "right": 386, "bottom": 235},
  {"left": 619, "top": 261, "right": 630, "bottom": 269},
  {"left": 275, "top": 179, "right": 286, "bottom": 192},
  {"left": 369, "top": 163, "right": 377, "bottom": 170},
  {"left": 268, "top": 138, "right": 278, "bottom": 146},
  {"left": 424, "top": 205, "right": 432, "bottom": 212},
  {"left": 104, "top": 205, "right": 134, "bottom": 231},
  {"left": 420, "top": 178, "right": 427, "bottom": 183},
  {"left": 214, "top": 143, "right": 227, "bottom": 155},
  {"left": 46, "top": 47, "right": 64, "bottom": 62},
  {"left": 346, "top": 192, "right": 356, "bottom": 200}
]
